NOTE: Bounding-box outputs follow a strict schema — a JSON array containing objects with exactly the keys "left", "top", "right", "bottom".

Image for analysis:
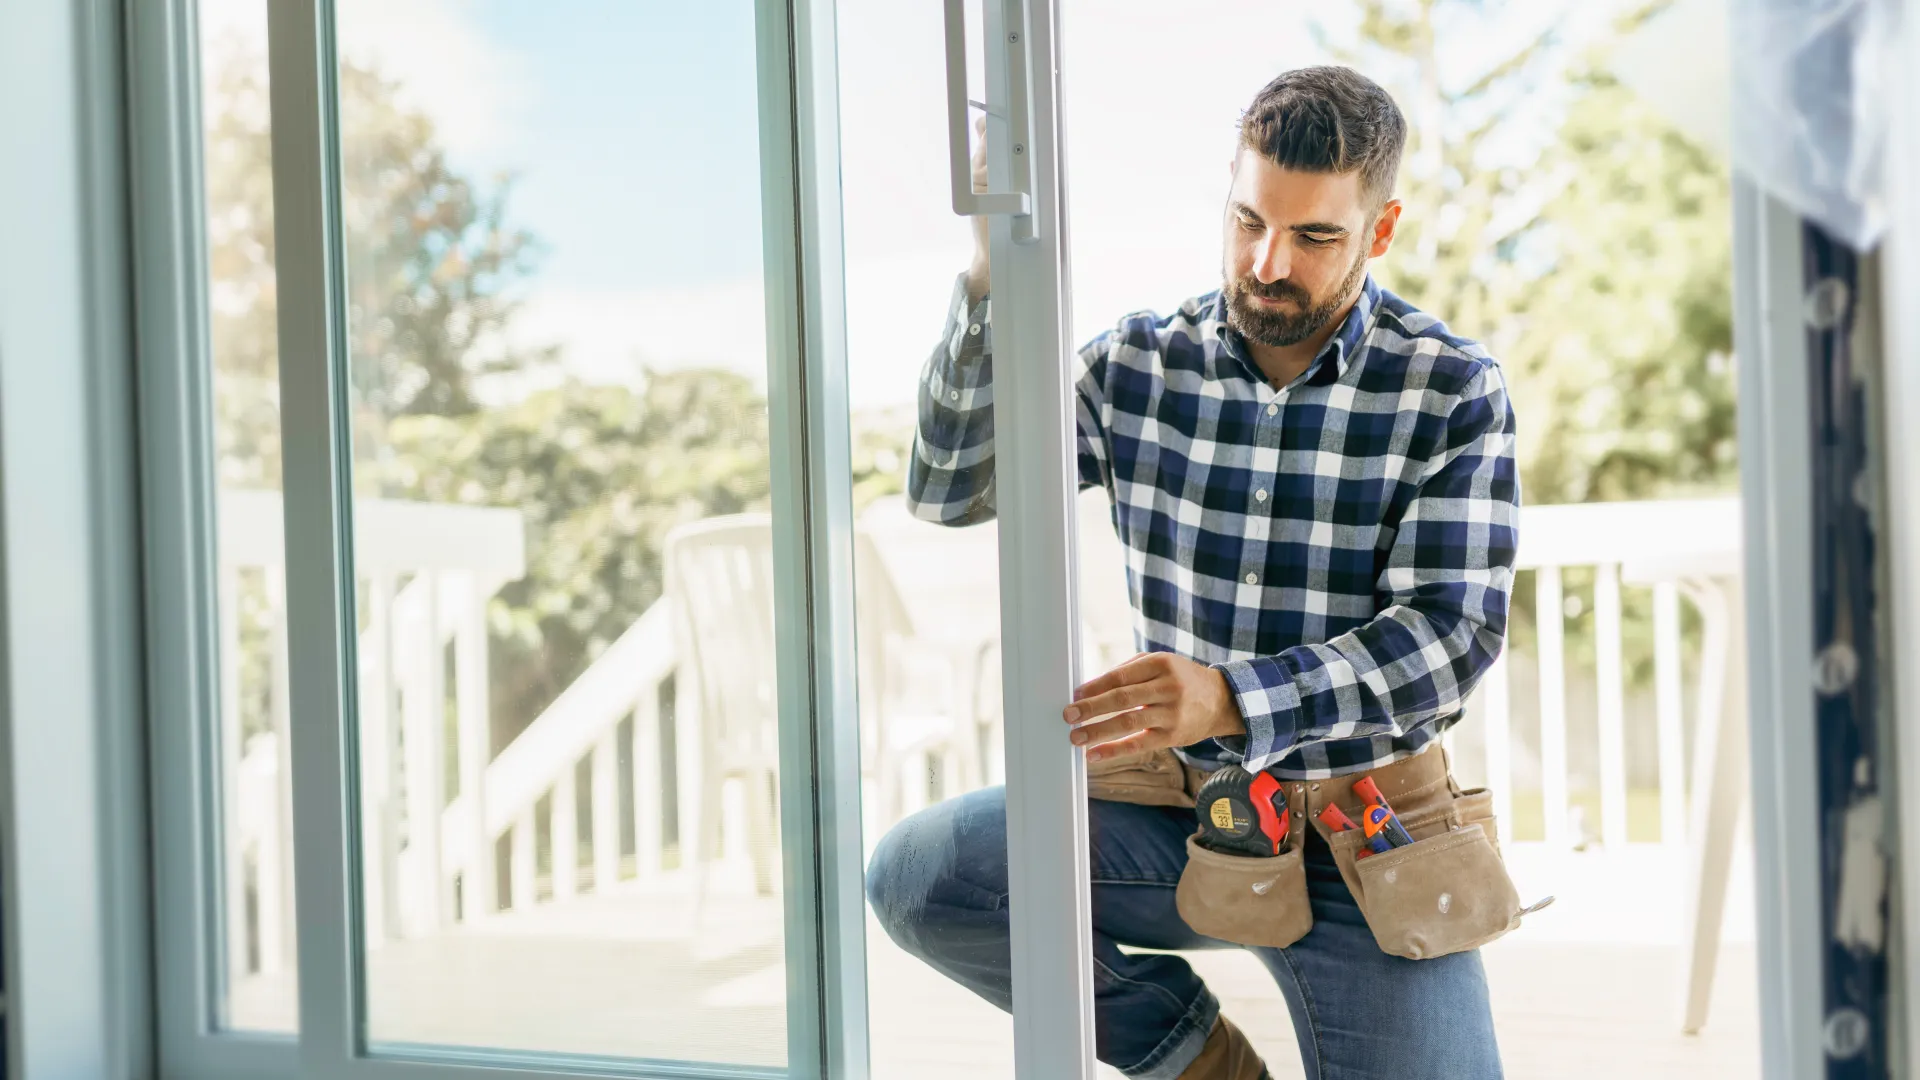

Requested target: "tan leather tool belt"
[{"left": 1091, "top": 744, "right": 1532, "bottom": 960}]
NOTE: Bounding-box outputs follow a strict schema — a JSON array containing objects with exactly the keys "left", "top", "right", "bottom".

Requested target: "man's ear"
[{"left": 1369, "top": 200, "right": 1403, "bottom": 258}]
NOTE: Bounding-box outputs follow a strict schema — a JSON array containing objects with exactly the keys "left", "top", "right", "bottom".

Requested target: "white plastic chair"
[
  {"left": 852, "top": 530, "right": 979, "bottom": 823},
  {"left": 663, "top": 516, "right": 785, "bottom": 906},
  {"left": 663, "top": 514, "right": 975, "bottom": 898}
]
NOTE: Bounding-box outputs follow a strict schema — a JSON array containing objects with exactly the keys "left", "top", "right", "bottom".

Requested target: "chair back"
[{"left": 663, "top": 515, "right": 781, "bottom": 769}]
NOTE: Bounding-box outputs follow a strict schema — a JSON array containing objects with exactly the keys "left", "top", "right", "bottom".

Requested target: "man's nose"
[{"left": 1252, "top": 231, "right": 1289, "bottom": 283}]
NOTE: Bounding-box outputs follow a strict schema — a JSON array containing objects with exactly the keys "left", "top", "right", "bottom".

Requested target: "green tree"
[
  {"left": 1508, "top": 64, "right": 1736, "bottom": 504},
  {"left": 369, "top": 372, "right": 773, "bottom": 747},
  {"left": 1320, "top": 1, "right": 1735, "bottom": 710},
  {"left": 202, "top": 44, "right": 551, "bottom": 487},
  {"left": 1322, "top": 0, "right": 1736, "bottom": 505}
]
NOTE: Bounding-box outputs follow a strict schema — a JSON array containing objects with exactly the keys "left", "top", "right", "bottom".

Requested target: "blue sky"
[
  {"left": 318, "top": 0, "right": 1703, "bottom": 409},
  {"left": 449, "top": 2, "right": 767, "bottom": 293}
]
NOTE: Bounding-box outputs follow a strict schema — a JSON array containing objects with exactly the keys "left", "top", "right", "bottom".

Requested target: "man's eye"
[
  {"left": 1301, "top": 235, "right": 1337, "bottom": 247},
  {"left": 1238, "top": 215, "right": 1262, "bottom": 231}
]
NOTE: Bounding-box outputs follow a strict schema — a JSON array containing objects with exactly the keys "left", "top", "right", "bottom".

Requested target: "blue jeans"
[{"left": 866, "top": 787, "right": 1504, "bottom": 1079}]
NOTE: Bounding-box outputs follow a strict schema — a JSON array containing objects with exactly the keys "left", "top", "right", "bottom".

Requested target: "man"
[{"left": 866, "top": 66, "right": 1518, "bottom": 1079}]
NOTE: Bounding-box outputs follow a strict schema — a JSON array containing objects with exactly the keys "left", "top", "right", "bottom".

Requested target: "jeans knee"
[
  {"left": 865, "top": 796, "right": 1004, "bottom": 953},
  {"left": 864, "top": 815, "right": 936, "bottom": 949}
]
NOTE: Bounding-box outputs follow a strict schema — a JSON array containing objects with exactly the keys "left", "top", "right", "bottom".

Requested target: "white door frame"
[
  {"left": 955, "top": 0, "right": 1102, "bottom": 1075},
  {"left": 5, "top": 0, "right": 1904, "bottom": 1076}
]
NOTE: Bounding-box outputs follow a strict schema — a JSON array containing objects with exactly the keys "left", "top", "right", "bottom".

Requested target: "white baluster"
[
  {"left": 510, "top": 808, "right": 536, "bottom": 911},
  {"left": 399, "top": 573, "right": 444, "bottom": 934},
  {"left": 1536, "top": 566, "right": 1570, "bottom": 849},
  {"left": 1653, "top": 581, "right": 1688, "bottom": 848},
  {"left": 592, "top": 731, "right": 619, "bottom": 892},
  {"left": 359, "top": 574, "right": 393, "bottom": 946},
  {"left": 676, "top": 670, "right": 703, "bottom": 875},
  {"left": 218, "top": 561, "right": 249, "bottom": 980},
  {"left": 1595, "top": 563, "right": 1628, "bottom": 847},
  {"left": 633, "top": 688, "right": 663, "bottom": 877},
  {"left": 552, "top": 765, "right": 578, "bottom": 901},
  {"left": 1482, "top": 650, "right": 1513, "bottom": 833},
  {"left": 379, "top": 576, "right": 406, "bottom": 937},
  {"left": 456, "top": 575, "right": 494, "bottom": 919},
  {"left": 265, "top": 566, "right": 293, "bottom": 973},
  {"left": 427, "top": 574, "right": 454, "bottom": 926}
]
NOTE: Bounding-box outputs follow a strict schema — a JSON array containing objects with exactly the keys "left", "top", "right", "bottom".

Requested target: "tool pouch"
[
  {"left": 1326, "top": 784, "right": 1525, "bottom": 960},
  {"left": 1086, "top": 746, "right": 1202, "bottom": 809},
  {"left": 1174, "top": 823, "right": 1313, "bottom": 948}
]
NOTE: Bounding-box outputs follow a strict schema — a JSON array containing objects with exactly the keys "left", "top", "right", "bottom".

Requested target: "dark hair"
[{"left": 1239, "top": 66, "right": 1406, "bottom": 209}]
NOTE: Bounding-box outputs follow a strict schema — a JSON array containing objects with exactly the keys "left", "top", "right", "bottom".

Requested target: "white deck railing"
[
  {"left": 227, "top": 493, "right": 1747, "bottom": 1007},
  {"left": 1490, "top": 496, "right": 1743, "bottom": 853}
]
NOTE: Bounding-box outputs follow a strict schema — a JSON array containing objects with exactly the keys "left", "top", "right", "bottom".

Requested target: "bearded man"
[{"left": 867, "top": 65, "right": 1519, "bottom": 1080}]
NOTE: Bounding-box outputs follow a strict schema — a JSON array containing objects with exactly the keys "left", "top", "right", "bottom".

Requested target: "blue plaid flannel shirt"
[{"left": 906, "top": 273, "right": 1519, "bottom": 779}]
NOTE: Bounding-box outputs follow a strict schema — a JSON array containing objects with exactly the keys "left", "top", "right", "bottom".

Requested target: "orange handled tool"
[
  {"left": 1317, "top": 801, "right": 1390, "bottom": 857},
  {"left": 1351, "top": 775, "right": 1415, "bottom": 848}
]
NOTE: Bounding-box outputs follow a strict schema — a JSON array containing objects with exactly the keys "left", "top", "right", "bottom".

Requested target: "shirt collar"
[
  {"left": 1321, "top": 274, "right": 1381, "bottom": 383},
  {"left": 1209, "top": 274, "right": 1381, "bottom": 388}
]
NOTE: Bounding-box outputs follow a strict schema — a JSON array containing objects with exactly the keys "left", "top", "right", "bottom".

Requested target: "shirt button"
[
  {"left": 949, "top": 389, "right": 960, "bottom": 401},
  {"left": 1266, "top": 403, "right": 1279, "bottom": 417},
  {"left": 1255, "top": 489, "right": 1268, "bottom": 502},
  {"left": 1245, "top": 572, "right": 1259, "bottom": 585},
  {"left": 968, "top": 323, "right": 982, "bottom": 336}
]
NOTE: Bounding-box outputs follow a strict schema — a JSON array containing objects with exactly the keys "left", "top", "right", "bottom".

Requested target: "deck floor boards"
[{"left": 231, "top": 882, "right": 1761, "bottom": 1078}]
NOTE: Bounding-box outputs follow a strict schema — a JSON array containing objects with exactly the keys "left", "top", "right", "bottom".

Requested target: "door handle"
[{"left": 944, "top": 0, "right": 1037, "bottom": 243}]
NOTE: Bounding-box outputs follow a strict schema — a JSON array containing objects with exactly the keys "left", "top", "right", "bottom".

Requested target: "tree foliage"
[
  {"left": 1327, "top": 0, "right": 1736, "bottom": 506},
  {"left": 204, "top": 50, "right": 550, "bottom": 482},
  {"left": 205, "top": 46, "right": 766, "bottom": 746},
  {"left": 367, "top": 374, "right": 772, "bottom": 744}
]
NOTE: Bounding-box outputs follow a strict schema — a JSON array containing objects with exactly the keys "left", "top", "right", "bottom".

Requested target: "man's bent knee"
[{"left": 863, "top": 789, "right": 1009, "bottom": 953}]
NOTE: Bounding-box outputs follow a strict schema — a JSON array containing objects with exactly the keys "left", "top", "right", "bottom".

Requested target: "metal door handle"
[{"left": 945, "top": 0, "right": 1037, "bottom": 242}]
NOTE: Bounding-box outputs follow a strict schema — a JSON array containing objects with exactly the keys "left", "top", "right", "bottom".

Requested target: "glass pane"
[
  {"left": 332, "top": 2, "right": 787, "bottom": 1064},
  {"left": 199, "top": 0, "right": 299, "bottom": 1034},
  {"left": 837, "top": 1, "right": 1020, "bottom": 1075}
]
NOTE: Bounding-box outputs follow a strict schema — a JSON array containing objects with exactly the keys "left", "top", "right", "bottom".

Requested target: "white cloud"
[{"left": 333, "top": 0, "right": 528, "bottom": 160}]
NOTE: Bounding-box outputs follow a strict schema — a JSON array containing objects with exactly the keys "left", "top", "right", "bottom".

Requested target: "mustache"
[{"left": 1235, "top": 275, "right": 1309, "bottom": 303}]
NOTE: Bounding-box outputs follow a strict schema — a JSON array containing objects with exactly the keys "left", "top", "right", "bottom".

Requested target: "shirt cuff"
[
  {"left": 944, "top": 273, "right": 991, "bottom": 358},
  {"left": 1213, "top": 657, "right": 1302, "bottom": 773}
]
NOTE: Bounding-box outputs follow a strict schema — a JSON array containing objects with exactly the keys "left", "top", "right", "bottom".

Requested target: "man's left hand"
[{"left": 1063, "top": 652, "right": 1246, "bottom": 763}]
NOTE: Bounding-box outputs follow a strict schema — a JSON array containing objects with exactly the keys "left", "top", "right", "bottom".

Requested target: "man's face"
[{"left": 1221, "top": 148, "right": 1399, "bottom": 349}]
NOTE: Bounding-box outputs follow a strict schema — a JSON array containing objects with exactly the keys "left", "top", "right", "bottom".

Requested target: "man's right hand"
[{"left": 966, "top": 114, "right": 990, "bottom": 302}]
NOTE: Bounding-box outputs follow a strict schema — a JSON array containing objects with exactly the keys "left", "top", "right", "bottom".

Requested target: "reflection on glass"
[
  {"left": 332, "top": 1, "right": 786, "bottom": 1063},
  {"left": 200, "top": 0, "right": 298, "bottom": 1033}
]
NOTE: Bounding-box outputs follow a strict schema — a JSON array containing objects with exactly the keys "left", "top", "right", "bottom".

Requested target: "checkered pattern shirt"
[{"left": 906, "top": 273, "right": 1519, "bottom": 778}]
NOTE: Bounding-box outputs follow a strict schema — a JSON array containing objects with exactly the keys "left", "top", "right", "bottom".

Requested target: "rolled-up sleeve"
[
  {"left": 906, "top": 275, "right": 1000, "bottom": 525},
  {"left": 906, "top": 274, "right": 1115, "bottom": 526}
]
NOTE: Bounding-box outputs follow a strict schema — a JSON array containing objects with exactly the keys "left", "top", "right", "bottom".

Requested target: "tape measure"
[{"left": 1195, "top": 765, "right": 1290, "bottom": 857}]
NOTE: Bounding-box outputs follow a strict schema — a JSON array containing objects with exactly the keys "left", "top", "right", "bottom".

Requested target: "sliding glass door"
[
  {"left": 142, "top": 0, "right": 864, "bottom": 1075},
  {"left": 138, "top": 0, "right": 1092, "bottom": 1077},
  {"left": 834, "top": 0, "right": 1094, "bottom": 1076}
]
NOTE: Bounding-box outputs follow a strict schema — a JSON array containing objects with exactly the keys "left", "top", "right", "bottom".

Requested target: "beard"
[{"left": 1223, "top": 243, "right": 1370, "bottom": 349}]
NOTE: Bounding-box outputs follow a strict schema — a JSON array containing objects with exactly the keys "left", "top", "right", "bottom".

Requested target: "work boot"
[{"left": 1176, "top": 1014, "right": 1271, "bottom": 1080}]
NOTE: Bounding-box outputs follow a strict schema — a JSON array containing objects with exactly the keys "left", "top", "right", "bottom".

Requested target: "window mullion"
[{"left": 263, "top": 0, "right": 360, "bottom": 1072}]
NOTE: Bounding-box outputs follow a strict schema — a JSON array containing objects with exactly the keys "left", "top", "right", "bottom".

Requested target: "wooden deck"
[{"left": 231, "top": 872, "right": 1760, "bottom": 1078}]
